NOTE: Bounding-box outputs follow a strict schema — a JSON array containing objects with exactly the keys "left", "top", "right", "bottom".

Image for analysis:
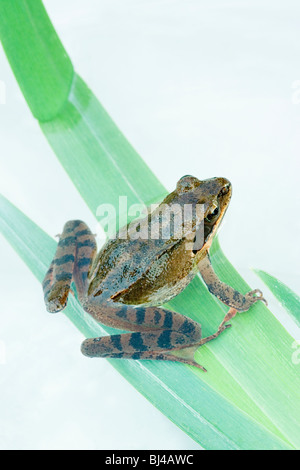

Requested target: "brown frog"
[{"left": 42, "top": 176, "right": 266, "bottom": 371}]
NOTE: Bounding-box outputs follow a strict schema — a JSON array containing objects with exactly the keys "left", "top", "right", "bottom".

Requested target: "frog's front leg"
[
  {"left": 80, "top": 303, "right": 229, "bottom": 371},
  {"left": 42, "top": 220, "right": 97, "bottom": 312},
  {"left": 198, "top": 252, "right": 267, "bottom": 327}
]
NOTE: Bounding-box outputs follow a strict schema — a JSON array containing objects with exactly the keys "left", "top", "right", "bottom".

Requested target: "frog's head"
[{"left": 174, "top": 175, "right": 232, "bottom": 250}]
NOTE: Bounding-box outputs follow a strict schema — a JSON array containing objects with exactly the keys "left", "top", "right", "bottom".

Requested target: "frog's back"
[
  {"left": 87, "top": 236, "right": 169, "bottom": 298},
  {"left": 87, "top": 234, "right": 197, "bottom": 307},
  {"left": 86, "top": 185, "right": 205, "bottom": 305}
]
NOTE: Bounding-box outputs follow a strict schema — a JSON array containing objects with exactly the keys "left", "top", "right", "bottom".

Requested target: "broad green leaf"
[
  {"left": 254, "top": 269, "right": 300, "bottom": 328},
  {"left": 0, "top": 194, "right": 292, "bottom": 450},
  {"left": 1, "top": 0, "right": 299, "bottom": 449}
]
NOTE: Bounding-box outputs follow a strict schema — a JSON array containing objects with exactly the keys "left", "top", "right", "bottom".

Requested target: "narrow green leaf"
[
  {"left": 254, "top": 269, "right": 300, "bottom": 328},
  {"left": 0, "top": 194, "right": 292, "bottom": 450},
  {"left": 0, "top": 0, "right": 73, "bottom": 120},
  {"left": 40, "top": 74, "right": 167, "bottom": 228}
]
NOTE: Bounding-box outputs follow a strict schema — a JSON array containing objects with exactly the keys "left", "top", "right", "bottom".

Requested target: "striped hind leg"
[
  {"left": 80, "top": 324, "right": 230, "bottom": 371},
  {"left": 80, "top": 302, "right": 203, "bottom": 368},
  {"left": 80, "top": 304, "right": 230, "bottom": 370},
  {"left": 42, "top": 220, "right": 97, "bottom": 313},
  {"left": 81, "top": 328, "right": 205, "bottom": 370}
]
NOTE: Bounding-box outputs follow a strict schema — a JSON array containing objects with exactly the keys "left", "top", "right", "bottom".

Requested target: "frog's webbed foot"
[{"left": 43, "top": 220, "right": 97, "bottom": 313}]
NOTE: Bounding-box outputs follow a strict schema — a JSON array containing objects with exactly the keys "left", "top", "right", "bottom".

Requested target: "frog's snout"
[{"left": 215, "top": 177, "right": 231, "bottom": 191}]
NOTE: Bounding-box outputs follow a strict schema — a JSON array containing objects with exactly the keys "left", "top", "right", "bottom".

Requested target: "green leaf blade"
[
  {"left": 0, "top": 0, "right": 73, "bottom": 120},
  {"left": 40, "top": 75, "right": 166, "bottom": 225}
]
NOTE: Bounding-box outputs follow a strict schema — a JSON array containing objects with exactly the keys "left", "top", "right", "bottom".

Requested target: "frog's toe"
[
  {"left": 45, "top": 286, "right": 69, "bottom": 313},
  {"left": 247, "top": 289, "right": 268, "bottom": 307},
  {"left": 47, "top": 299, "right": 67, "bottom": 313},
  {"left": 250, "top": 288, "right": 263, "bottom": 297}
]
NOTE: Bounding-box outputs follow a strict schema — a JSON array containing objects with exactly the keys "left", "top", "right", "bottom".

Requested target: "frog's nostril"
[{"left": 218, "top": 183, "right": 231, "bottom": 198}]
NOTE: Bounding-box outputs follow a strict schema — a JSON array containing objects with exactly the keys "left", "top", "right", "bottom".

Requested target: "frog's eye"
[
  {"left": 177, "top": 175, "right": 200, "bottom": 193},
  {"left": 205, "top": 206, "right": 219, "bottom": 222}
]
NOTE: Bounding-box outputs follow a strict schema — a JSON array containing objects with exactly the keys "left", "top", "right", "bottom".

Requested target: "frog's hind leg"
[
  {"left": 42, "top": 220, "right": 97, "bottom": 313},
  {"left": 81, "top": 329, "right": 206, "bottom": 370},
  {"left": 81, "top": 304, "right": 230, "bottom": 370}
]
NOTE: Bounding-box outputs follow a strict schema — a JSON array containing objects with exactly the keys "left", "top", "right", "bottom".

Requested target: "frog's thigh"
[
  {"left": 43, "top": 220, "right": 97, "bottom": 312},
  {"left": 86, "top": 302, "right": 202, "bottom": 338}
]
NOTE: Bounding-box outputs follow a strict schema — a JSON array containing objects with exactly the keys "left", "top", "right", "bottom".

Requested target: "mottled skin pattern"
[{"left": 43, "top": 176, "right": 266, "bottom": 371}]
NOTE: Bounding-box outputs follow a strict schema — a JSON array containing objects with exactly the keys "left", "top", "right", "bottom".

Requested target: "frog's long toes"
[
  {"left": 195, "top": 363, "right": 207, "bottom": 372},
  {"left": 249, "top": 288, "right": 261, "bottom": 296},
  {"left": 251, "top": 289, "right": 268, "bottom": 306}
]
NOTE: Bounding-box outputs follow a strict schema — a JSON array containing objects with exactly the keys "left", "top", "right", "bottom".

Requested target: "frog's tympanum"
[{"left": 43, "top": 176, "right": 266, "bottom": 371}]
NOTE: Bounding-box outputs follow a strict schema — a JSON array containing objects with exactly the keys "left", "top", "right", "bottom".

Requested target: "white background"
[{"left": 1, "top": 0, "right": 300, "bottom": 450}]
